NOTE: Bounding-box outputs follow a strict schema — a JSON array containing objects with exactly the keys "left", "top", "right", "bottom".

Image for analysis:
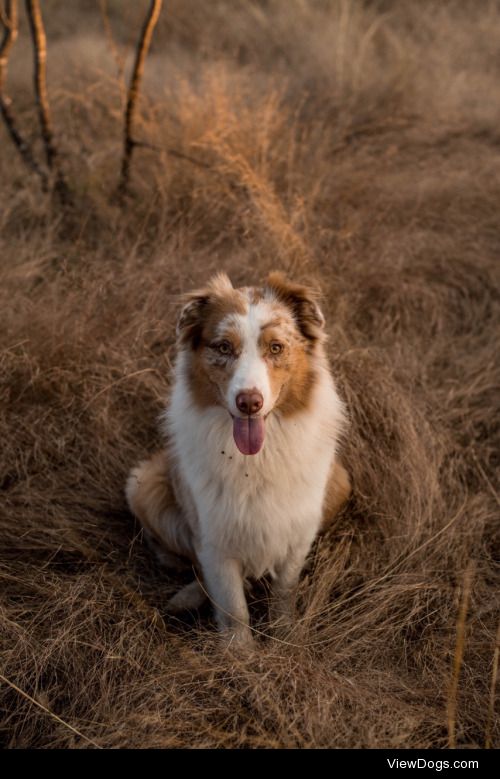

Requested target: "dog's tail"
[{"left": 126, "top": 451, "right": 196, "bottom": 564}]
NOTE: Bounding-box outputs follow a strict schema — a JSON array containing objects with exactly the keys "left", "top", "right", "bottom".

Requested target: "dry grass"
[{"left": 1, "top": 0, "right": 499, "bottom": 749}]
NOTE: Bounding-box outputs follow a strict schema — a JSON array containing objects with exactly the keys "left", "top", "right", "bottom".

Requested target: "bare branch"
[
  {"left": 0, "top": 1, "right": 12, "bottom": 29},
  {"left": 24, "top": 0, "right": 52, "bottom": 169},
  {"left": 447, "top": 560, "right": 475, "bottom": 748},
  {"left": 25, "top": 0, "right": 71, "bottom": 204},
  {"left": 118, "top": 0, "right": 163, "bottom": 198},
  {"left": 0, "top": 1, "right": 48, "bottom": 187},
  {"left": 0, "top": 96, "right": 49, "bottom": 188},
  {"left": 0, "top": 0, "right": 18, "bottom": 92}
]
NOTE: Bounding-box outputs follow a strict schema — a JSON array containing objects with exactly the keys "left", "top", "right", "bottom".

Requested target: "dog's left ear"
[{"left": 266, "top": 272, "right": 325, "bottom": 342}]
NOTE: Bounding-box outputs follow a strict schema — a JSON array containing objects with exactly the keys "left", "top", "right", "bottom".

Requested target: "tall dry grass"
[{"left": 0, "top": 0, "right": 499, "bottom": 748}]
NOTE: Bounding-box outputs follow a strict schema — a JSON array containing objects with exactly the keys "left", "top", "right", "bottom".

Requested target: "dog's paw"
[
  {"left": 219, "top": 625, "right": 256, "bottom": 654},
  {"left": 165, "top": 580, "right": 206, "bottom": 614}
]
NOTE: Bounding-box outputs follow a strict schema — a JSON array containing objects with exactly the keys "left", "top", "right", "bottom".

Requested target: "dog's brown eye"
[
  {"left": 269, "top": 342, "right": 283, "bottom": 355},
  {"left": 217, "top": 341, "right": 232, "bottom": 355}
]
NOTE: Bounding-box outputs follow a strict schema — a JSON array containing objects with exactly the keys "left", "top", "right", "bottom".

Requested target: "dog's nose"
[{"left": 236, "top": 390, "right": 264, "bottom": 416}]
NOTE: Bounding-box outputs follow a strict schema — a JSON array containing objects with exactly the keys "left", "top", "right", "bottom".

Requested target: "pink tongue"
[{"left": 233, "top": 416, "right": 265, "bottom": 455}]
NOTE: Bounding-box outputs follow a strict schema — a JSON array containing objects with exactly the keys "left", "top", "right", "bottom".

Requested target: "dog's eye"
[
  {"left": 217, "top": 341, "right": 232, "bottom": 355},
  {"left": 269, "top": 342, "right": 283, "bottom": 355}
]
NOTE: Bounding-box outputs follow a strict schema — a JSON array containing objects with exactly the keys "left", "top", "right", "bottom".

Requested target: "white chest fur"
[{"left": 164, "top": 353, "right": 345, "bottom": 579}]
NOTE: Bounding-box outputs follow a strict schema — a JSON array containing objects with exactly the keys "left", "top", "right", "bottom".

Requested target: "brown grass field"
[{"left": 1, "top": 0, "right": 499, "bottom": 749}]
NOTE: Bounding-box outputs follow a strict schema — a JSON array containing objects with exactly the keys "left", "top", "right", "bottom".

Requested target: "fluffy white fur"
[{"left": 163, "top": 354, "right": 345, "bottom": 645}]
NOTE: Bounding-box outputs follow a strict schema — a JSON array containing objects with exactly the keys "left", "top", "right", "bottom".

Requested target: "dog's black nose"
[{"left": 236, "top": 390, "right": 263, "bottom": 416}]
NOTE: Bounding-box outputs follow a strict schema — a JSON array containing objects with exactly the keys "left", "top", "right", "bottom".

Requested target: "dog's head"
[{"left": 176, "top": 272, "right": 326, "bottom": 455}]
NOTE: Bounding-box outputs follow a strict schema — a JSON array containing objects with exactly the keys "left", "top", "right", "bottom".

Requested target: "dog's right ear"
[
  {"left": 176, "top": 290, "right": 210, "bottom": 348},
  {"left": 176, "top": 273, "right": 234, "bottom": 348}
]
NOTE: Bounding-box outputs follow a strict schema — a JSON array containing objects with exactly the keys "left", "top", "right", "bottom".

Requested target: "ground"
[{"left": 0, "top": 0, "right": 499, "bottom": 749}]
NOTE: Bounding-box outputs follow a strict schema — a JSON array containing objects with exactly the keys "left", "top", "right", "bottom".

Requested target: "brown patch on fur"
[
  {"left": 273, "top": 351, "right": 317, "bottom": 417},
  {"left": 185, "top": 353, "right": 223, "bottom": 409},
  {"left": 265, "top": 272, "right": 325, "bottom": 343},
  {"left": 249, "top": 286, "right": 264, "bottom": 305},
  {"left": 186, "top": 341, "right": 242, "bottom": 410},
  {"left": 259, "top": 319, "right": 318, "bottom": 417},
  {"left": 186, "top": 326, "right": 245, "bottom": 411},
  {"left": 179, "top": 274, "right": 248, "bottom": 409},
  {"left": 320, "top": 460, "right": 352, "bottom": 532},
  {"left": 258, "top": 324, "right": 288, "bottom": 349},
  {"left": 177, "top": 273, "right": 247, "bottom": 349},
  {"left": 206, "top": 326, "right": 243, "bottom": 355}
]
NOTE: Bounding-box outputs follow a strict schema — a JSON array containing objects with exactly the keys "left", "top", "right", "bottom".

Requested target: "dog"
[{"left": 126, "top": 272, "right": 351, "bottom": 647}]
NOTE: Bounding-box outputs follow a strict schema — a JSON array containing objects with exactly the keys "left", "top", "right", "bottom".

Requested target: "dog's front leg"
[{"left": 198, "top": 549, "right": 253, "bottom": 648}]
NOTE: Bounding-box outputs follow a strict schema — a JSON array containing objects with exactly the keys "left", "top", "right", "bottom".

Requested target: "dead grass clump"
[{"left": 0, "top": 0, "right": 499, "bottom": 749}]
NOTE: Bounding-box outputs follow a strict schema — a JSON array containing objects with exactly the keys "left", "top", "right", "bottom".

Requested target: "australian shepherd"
[{"left": 126, "top": 272, "right": 351, "bottom": 647}]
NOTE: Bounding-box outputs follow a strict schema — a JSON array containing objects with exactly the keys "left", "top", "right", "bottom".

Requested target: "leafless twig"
[
  {"left": 25, "top": 0, "right": 71, "bottom": 204},
  {"left": 447, "top": 561, "right": 475, "bottom": 748},
  {"left": 0, "top": 0, "right": 48, "bottom": 188},
  {"left": 117, "top": 0, "right": 163, "bottom": 198}
]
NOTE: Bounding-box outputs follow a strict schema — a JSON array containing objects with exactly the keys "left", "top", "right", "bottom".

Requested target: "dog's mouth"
[{"left": 231, "top": 414, "right": 266, "bottom": 456}]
